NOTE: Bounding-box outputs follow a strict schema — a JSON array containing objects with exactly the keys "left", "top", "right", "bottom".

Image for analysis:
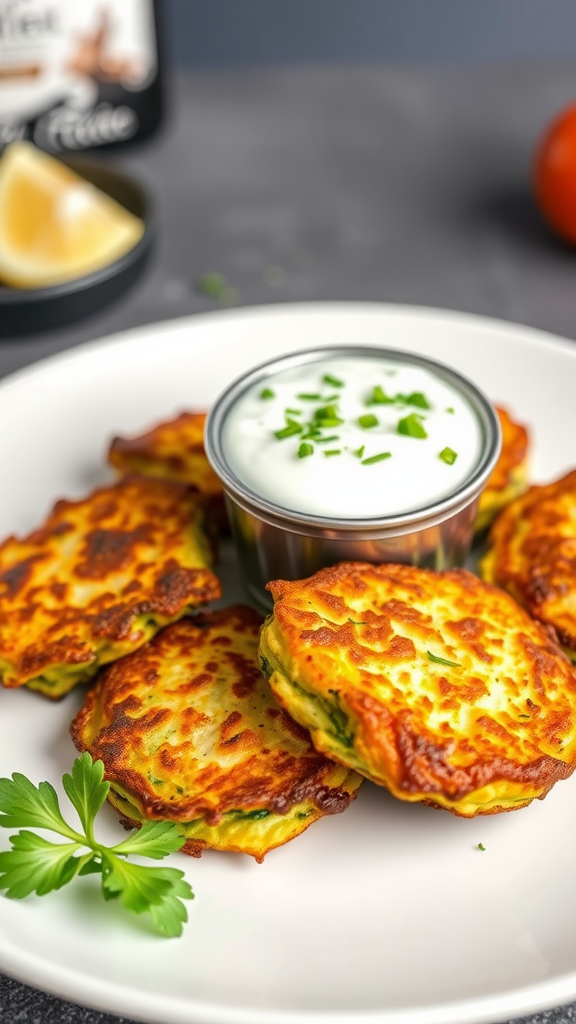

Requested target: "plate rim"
[{"left": 1, "top": 300, "right": 576, "bottom": 1024}]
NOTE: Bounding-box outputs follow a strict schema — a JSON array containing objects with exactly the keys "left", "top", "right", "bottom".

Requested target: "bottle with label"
[{"left": 0, "top": 0, "right": 162, "bottom": 154}]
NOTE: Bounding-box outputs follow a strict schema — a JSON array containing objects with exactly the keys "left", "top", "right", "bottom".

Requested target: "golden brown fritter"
[
  {"left": 475, "top": 405, "right": 530, "bottom": 532},
  {"left": 0, "top": 476, "right": 220, "bottom": 698},
  {"left": 259, "top": 561, "right": 576, "bottom": 817},
  {"left": 71, "top": 605, "right": 362, "bottom": 861},
  {"left": 108, "top": 411, "right": 227, "bottom": 532},
  {"left": 481, "top": 469, "right": 576, "bottom": 658}
]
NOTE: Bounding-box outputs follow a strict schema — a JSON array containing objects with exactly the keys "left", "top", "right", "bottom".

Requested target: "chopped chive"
[
  {"left": 353, "top": 445, "right": 365, "bottom": 458},
  {"left": 323, "top": 374, "right": 344, "bottom": 388},
  {"left": 324, "top": 449, "right": 342, "bottom": 457},
  {"left": 315, "top": 434, "right": 340, "bottom": 444},
  {"left": 259, "top": 387, "right": 275, "bottom": 400},
  {"left": 439, "top": 447, "right": 458, "bottom": 465},
  {"left": 297, "top": 393, "right": 322, "bottom": 401},
  {"left": 358, "top": 414, "right": 379, "bottom": 429},
  {"left": 397, "top": 413, "right": 428, "bottom": 439},
  {"left": 518, "top": 713, "right": 531, "bottom": 719},
  {"left": 477, "top": 843, "right": 486, "bottom": 852},
  {"left": 361, "top": 452, "right": 392, "bottom": 465},
  {"left": 446, "top": 407, "right": 455, "bottom": 414},
  {"left": 275, "top": 419, "right": 303, "bottom": 439},
  {"left": 314, "top": 404, "right": 339, "bottom": 420},
  {"left": 285, "top": 407, "right": 302, "bottom": 416},
  {"left": 301, "top": 429, "right": 322, "bottom": 440},
  {"left": 348, "top": 617, "right": 367, "bottom": 625},
  {"left": 298, "top": 442, "right": 314, "bottom": 458},
  {"left": 427, "top": 650, "right": 461, "bottom": 667},
  {"left": 366, "top": 384, "right": 394, "bottom": 406},
  {"left": 404, "top": 391, "right": 431, "bottom": 410}
]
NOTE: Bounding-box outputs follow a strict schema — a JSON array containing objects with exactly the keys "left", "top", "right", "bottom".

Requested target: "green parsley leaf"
[
  {"left": 361, "top": 452, "right": 392, "bottom": 465},
  {"left": 358, "top": 414, "right": 379, "bottom": 429},
  {"left": 427, "top": 650, "right": 461, "bottom": 667},
  {"left": 298, "top": 442, "right": 314, "bottom": 458},
  {"left": 259, "top": 387, "right": 275, "bottom": 400},
  {"left": 439, "top": 447, "right": 458, "bottom": 465},
  {"left": 397, "top": 413, "right": 428, "bottom": 439},
  {"left": 323, "top": 374, "right": 344, "bottom": 388},
  {"left": 0, "top": 754, "right": 192, "bottom": 937},
  {"left": 0, "top": 832, "right": 83, "bottom": 898}
]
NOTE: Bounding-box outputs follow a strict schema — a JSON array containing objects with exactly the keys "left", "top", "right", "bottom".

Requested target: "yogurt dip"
[
  {"left": 221, "top": 354, "right": 483, "bottom": 520},
  {"left": 205, "top": 346, "right": 500, "bottom": 609}
]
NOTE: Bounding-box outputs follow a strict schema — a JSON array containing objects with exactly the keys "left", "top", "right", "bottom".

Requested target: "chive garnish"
[
  {"left": 275, "top": 419, "right": 303, "bottom": 439},
  {"left": 477, "top": 843, "right": 486, "bottom": 852},
  {"left": 366, "top": 385, "right": 393, "bottom": 406},
  {"left": 358, "top": 414, "right": 379, "bottom": 429},
  {"left": 439, "top": 447, "right": 458, "bottom": 465},
  {"left": 324, "top": 449, "right": 342, "bottom": 457},
  {"left": 315, "top": 434, "right": 340, "bottom": 444},
  {"left": 353, "top": 445, "right": 365, "bottom": 458},
  {"left": 518, "top": 713, "right": 531, "bottom": 719},
  {"left": 297, "top": 393, "right": 322, "bottom": 401},
  {"left": 397, "top": 413, "right": 428, "bottom": 439},
  {"left": 446, "top": 407, "right": 455, "bottom": 414},
  {"left": 298, "top": 442, "right": 314, "bottom": 458},
  {"left": 427, "top": 650, "right": 461, "bottom": 667},
  {"left": 259, "top": 387, "right": 275, "bottom": 400},
  {"left": 323, "top": 374, "right": 344, "bottom": 388},
  {"left": 361, "top": 452, "right": 391, "bottom": 465},
  {"left": 404, "top": 391, "right": 431, "bottom": 410},
  {"left": 285, "top": 408, "right": 302, "bottom": 416}
]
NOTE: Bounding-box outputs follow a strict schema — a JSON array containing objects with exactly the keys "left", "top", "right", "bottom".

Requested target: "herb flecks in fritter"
[
  {"left": 70, "top": 606, "right": 362, "bottom": 862},
  {"left": 0, "top": 476, "right": 220, "bottom": 698},
  {"left": 259, "top": 562, "right": 576, "bottom": 817},
  {"left": 475, "top": 405, "right": 530, "bottom": 533},
  {"left": 108, "top": 410, "right": 227, "bottom": 533},
  {"left": 480, "top": 468, "right": 576, "bottom": 660}
]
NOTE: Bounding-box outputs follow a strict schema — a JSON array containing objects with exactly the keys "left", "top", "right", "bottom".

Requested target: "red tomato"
[{"left": 534, "top": 103, "right": 576, "bottom": 245}]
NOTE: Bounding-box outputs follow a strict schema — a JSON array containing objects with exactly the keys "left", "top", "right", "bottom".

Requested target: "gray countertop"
[{"left": 1, "top": 65, "right": 576, "bottom": 1024}]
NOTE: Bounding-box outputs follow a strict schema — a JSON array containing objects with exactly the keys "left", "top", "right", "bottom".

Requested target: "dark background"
[{"left": 162, "top": 0, "right": 576, "bottom": 65}]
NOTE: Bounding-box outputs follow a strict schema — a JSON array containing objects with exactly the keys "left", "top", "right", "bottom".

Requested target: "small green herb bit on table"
[{"left": 0, "top": 752, "right": 193, "bottom": 937}]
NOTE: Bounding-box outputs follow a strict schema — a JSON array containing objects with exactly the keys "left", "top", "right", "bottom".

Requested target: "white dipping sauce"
[{"left": 222, "top": 355, "right": 484, "bottom": 519}]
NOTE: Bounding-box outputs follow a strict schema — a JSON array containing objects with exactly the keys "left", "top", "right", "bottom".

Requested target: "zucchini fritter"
[
  {"left": 0, "top": 476, "right": 220, "bottom": 698},
  {"left": 259, "top": 561, "right": 576, "bottom": 817},
  {"left": 108, "top": 411, "right": 227, "bottom": 531},
  {"left": 481, "top": 469, "right": 576, "bottom": 659},
  {"left": 70, "top": 605, "right": 362, "bottom": 861},
  {"left": 475, "top": 406, "right": 530, "bottom": 533}
]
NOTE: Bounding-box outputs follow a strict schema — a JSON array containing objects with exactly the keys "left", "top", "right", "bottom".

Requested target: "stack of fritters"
[
  {"left": 0, "top": 475, "right": 220, "bottom": 697},
  {"left": 71, "top": 605, "right": 363, "bottom": 861},
  {"left": 108, "top": 411, "right": 227, "bottom": 532},
  {"left": 475, "top": 405, "right": 530, "bottom": 532},
  {"left": 259, "top": 561, "right": 576, "bottom": 816},
  {"left": 481, "top": 469, "right": 576, "bottom": 661}
]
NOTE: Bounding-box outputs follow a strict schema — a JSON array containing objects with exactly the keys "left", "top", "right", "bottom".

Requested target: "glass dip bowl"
[{"left": 205, "top": 346, "right": 501, "bottom": 610}]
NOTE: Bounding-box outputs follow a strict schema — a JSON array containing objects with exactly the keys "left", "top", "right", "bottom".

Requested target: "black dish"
[{"left": 0, "top": 157, "right": 153, "bottom": 337}]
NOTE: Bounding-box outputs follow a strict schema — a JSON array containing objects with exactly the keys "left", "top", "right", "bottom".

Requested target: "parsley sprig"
[{"left": 0, "top": 753, "right": 193, "bottom": 937}]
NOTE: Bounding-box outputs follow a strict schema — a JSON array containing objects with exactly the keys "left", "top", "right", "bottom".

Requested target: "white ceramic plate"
[{"left": 1, "top": 303, "right": 576, "bottom": 1024}]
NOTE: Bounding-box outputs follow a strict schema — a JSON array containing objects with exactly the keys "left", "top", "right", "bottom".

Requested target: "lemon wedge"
[{"left": 0, "top": 142, "right": 144, "bottom": 289}]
